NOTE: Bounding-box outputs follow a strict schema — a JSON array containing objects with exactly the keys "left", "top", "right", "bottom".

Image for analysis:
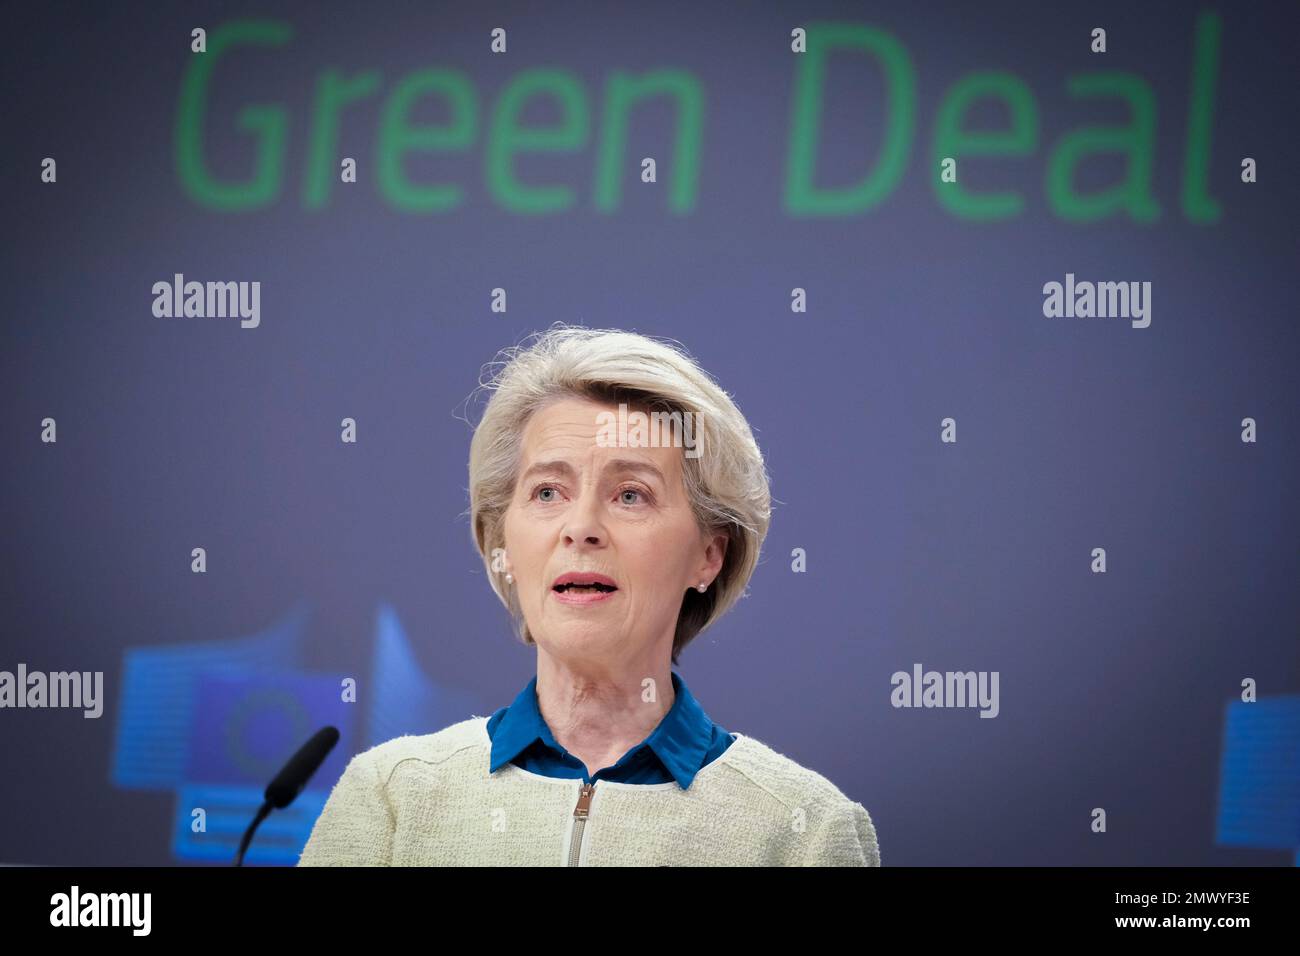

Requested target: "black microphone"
[{"left": 235, "top": 725, "right": 340, "bottom": 866}]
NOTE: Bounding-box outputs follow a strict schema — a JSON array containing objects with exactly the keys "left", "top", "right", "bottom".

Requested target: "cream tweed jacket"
[{"left": 298, "top": 716, "right": 880, "bottom": 866}]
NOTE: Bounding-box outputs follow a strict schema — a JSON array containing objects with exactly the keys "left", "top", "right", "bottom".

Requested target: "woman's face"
[{"left": 501, "top": 396, "right": 725, "bottom": 663}]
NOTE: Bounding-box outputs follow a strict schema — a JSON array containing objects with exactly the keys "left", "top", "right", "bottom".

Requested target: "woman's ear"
[{"left": 697, "top": 531, "right": 728, "bottom": 584}]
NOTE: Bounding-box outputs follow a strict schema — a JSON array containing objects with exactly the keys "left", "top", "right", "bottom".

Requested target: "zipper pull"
[{"left": 573, "top": 782, "right": 595, "bottom": 818}]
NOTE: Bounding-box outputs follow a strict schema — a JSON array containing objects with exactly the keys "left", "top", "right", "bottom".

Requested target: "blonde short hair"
[{"left": 467, "top": 324, "right": 772, "bottom": 664}]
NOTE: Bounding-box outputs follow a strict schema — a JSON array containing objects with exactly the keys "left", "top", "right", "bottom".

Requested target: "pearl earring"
[
  {"left": 505, "top": 572, "right": 514, "bottom": 584},
  {"left": 696, "top": 583, "right": 707, "bottom": 592}
]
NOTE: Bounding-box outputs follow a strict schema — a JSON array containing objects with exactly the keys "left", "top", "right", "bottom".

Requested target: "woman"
[{"left": 299, "top": 325, "right": 880, "bottom": 866}]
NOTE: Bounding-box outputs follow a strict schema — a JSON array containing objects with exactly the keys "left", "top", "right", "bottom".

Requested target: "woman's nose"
[{"left": 561, "top": 490, "right": 606, "bottom": 546}]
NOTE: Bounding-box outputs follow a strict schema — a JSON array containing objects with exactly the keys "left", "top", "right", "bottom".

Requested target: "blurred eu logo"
[
  {"left": 1215, "top": 697, "right": 1300, "bottom": 863},
  {"left": 110, "top": 600, "right": 482, "bottom": 864}
]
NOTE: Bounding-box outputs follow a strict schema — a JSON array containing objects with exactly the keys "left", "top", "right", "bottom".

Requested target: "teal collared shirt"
[{"left": 486, "top": 670, "right": 735, "bottom": 789}]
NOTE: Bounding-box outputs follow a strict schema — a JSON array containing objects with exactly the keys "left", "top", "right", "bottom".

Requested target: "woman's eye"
[{"left": 531, "top": 484, "right": 646, "bottom": 505}]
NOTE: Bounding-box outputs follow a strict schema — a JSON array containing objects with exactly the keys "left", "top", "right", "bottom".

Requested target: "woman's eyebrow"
[
  {"left": 518, "top": 458, "right": 665, "bottom": 485},
  {"left": 603, "top": 459, "right": 665, "bottom": 485},
  {"left": 519, "top": 460, "right": 576, "bottom": 483}
]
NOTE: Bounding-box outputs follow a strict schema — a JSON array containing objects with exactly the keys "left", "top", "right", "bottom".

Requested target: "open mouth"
[{"left": 548, "top": 574, "right": 618, "bottom": 598}]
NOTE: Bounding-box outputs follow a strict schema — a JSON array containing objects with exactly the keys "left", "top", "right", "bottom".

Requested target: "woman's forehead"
[{"left": 519, "top": 400, "right": 685, "bottom": 480}]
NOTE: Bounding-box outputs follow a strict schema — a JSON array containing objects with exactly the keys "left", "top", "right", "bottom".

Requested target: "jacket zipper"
[{"left": 568, "top": 782, "right": 596, "bottom": 866}]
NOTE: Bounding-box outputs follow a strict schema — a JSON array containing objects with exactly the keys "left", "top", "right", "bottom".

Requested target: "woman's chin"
[{"left": 537, "top": 613, "right": 628, "bottom": 647}]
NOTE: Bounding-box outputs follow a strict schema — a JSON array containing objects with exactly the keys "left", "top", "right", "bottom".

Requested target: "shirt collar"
[{"left": 488, "top": 670, "right": 714, "bottom": 789}]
